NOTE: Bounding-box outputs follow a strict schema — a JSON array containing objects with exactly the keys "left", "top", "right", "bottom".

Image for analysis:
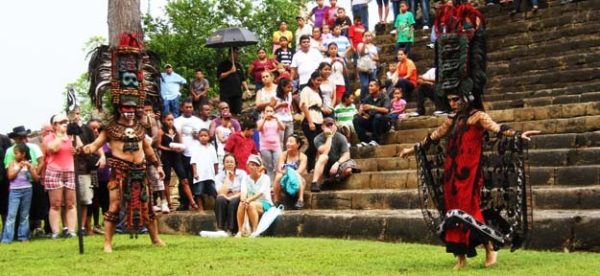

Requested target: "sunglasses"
[{"left": 448, "top": 96, "right": 461, "bottom": 102}]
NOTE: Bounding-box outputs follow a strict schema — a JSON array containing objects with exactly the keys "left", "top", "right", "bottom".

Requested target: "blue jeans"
[
  {"left": 409, "top": 0, "right": 431, "bottom": 26},
  {"left": 162, "top": 96, "right": 180, "bottom": 117},
  {"left": 358, "top": 71, "right": 377, "bottom": 100},
  {"left": 353, "top": 113, "right": 390, "bottom": 144},
  {"left": 1, "top": 188, "right": 32, "bottom": 243},
  {"left": 391, "top": 1, "right": 400, "bottom": 22},
  {"left": 352, "top": 4, "right": 369, "bottom": 31}
]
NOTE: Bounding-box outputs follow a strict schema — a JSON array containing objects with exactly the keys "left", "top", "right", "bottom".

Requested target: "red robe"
[{"left": 443, "top": 118, "right": 485, "bottom": 257}]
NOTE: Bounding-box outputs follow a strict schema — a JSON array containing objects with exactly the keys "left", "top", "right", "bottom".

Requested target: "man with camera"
[{"left": 310, "top": 117, "right": 359, "bottom": 192}]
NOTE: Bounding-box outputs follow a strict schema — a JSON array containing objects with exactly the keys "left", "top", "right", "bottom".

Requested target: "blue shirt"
[{"left": 160, "top": 72, "right": 187, "bottom": 100}]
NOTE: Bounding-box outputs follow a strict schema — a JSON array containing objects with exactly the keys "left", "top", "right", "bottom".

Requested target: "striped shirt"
[{"left": 334, "top": 103, "right": 358, "bottom": 126}]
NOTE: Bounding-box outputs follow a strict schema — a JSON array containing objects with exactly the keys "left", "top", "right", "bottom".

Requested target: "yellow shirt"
[{"left": 273, "top": 30, "right": 293, "bottom": 45}]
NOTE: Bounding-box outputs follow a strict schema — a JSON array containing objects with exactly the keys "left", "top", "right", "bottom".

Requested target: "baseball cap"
[
  {"left": 323, "top": 117, "right": 335, "bottom": 126},
  {"left": 164, "top": 64, "right": 172, "bottom": 68},
  {"left": 247, "top": 154, "right": 263, "bottom": 166}
]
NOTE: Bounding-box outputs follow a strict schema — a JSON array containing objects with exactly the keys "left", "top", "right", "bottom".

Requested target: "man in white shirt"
[
  {"left": 160, "top": 64, "right": 187, "bottom": 117},
  {"left": 415, "top": 67, "right": 450, "bottom": 116},
  {"left": 291, "top": 35, "right": 324, "bottom": 89},
  {"left": 295, "top": 16, "right": 313, "bottom": 48},
  {"left": 174, "top": 98, "right": 208, "bottom": 209}
]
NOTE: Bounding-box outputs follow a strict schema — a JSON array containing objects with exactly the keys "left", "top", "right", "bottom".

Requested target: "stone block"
[
  {"left": 581, "top": 93, "right": 600, "bottom": 104},
  {"left": 578, "top": 187, "right": 600, "bottom": 209},
  {"left": 555, "top": 117, "right": 586, "bottom": 133},
  {"left": 348, "top": 216, "right": 385, "bottom": 240},
  {"left": 302, "top": 214, "right": 348, "bottom": 238},
  {"left": 573, "top": 215, "right": 600, "bottom": 251},
  {"left": 532, "top": 188, "right": 580, "bottom": 209},
  {"left": 584, "top": 102, "right": 600, "bottom": 116},
  {"left": 529, "top": 167, "right": 555, "bottom": 186},
  {"left": 555, "top": 166, "right": 599, "bottom": 186},
  {"left": 531, "top": 133, "right": 576, "bottom": 149},
  {"left": 529, "top": 214, "right": 572, "bottom": 250},
  {"left": 528, "top": 150, "right": 567, "bottom": 166},
  {"left": 355, "top": 159, "right": 378, "bottom": 172},
  {"left": 377, "top": 158, "right": 400, "bottom": 171},
  {"left": 561, "top": 103, "right": 588, "bottom": 118},
  {"left": 584, "top": 116, "right": 600, "bottom": 132},
  {"left": 567, "top": 148, "right": 600, "bottom": 166},
  {"left": 371, "top": 172, "right": 408, "bottom": 189},
  {"left": 514, "top": 108, "right": 536, "bottom": 121},
  {"left": 311, "top": 193, "right": 352, "bottom": 209},
  {"left": 342, "top": 173, "right": 371, "bottom": 190},
  {"left": 575, "top": 131, "right": 600, "bottom": 147}
]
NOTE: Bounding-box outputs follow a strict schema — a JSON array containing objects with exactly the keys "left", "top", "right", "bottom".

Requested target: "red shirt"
[
  {"left": 348, "top": 23, "right": 366, "bottom": 49},
  {"left": 250, "top": 59, "right": 277, "bottom": 84},
  {"left": 223, "top": 132, "right": 258, "bottom": 172},
  {"left": 397, "top": 58, "right": 418, "bottom": 87}
]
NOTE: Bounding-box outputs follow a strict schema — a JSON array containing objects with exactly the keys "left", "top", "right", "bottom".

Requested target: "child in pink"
[
  {"left": 387, "top": 88, "right": 407, "bottom": 124},
  {"left": 257, "top": 105, "right": 285, "bottom": 181}
]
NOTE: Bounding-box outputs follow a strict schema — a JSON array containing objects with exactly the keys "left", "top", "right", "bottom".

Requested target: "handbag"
[{"left": 357, "top": 54, "right": 376, "bottom": 73}]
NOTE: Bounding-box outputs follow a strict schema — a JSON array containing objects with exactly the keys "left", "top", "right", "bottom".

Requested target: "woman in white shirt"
[
  {"left": 318, "top": 62, "right": 336, "bottom": 117},
  {"left": 214, "top": 154, "right": 247, "bottom": 234},
  {"left": 236, "top": 155, "right": 273, "bottom": 237},
  {"left": 323, "top": 42, "right": 347, "bottom": 106},
  {"left": 255, "top": 71, "right": 278, "bottom": 111},
  {"left": 300, "top": 70, "right": 325, "bottom": 171}
]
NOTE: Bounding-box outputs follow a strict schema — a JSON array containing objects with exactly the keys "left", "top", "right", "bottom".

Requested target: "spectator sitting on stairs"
[
  {"left": 415, "top": 67, "right": 450, "bottom": 116},
  {"left": 272, "top": 135, "right": 308, "bottom": 209},
  {"left": 353, "top": 80, "right": 392, "bottom": 147},
  {"left": 310, "top": 118, "right": 360, "bottom": 193}
]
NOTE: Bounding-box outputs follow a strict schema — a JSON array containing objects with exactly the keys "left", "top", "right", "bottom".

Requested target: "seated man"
[
  {"left": 353, "top": 80, "right": 391, "bottom": 147},
  {"left": 310, "top": 118, "right": 359, "bottom": 192},
  {"left": 415, "top": 67, "right": 450, "bottom": 116}
]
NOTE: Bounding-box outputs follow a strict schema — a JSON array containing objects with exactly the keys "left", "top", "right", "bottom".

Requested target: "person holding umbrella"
[{"left": 217, "top": 48, "right": 251, "bottom": 116}]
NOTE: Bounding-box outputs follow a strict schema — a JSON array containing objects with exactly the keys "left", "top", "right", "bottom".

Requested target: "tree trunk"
[{"left": 108, "top": 0, "right": 142, "bottom": 47}]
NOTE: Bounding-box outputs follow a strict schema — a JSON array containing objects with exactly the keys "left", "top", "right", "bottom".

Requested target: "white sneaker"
[
  {"left": 426, "top": 43, "right": 435, "bottom": 49},
  {"left": 161, "top": 202, "right": 170, "bottom": 214},
  {"left": 407, "top": 112, "right": 420, "bottom": 117},
  {"left": 433, "top": 111, "right": 447, "bottom": 116},
  {"left": 390, "top": 29, "right": 397, "bottom": 34},
  {"left": 368, "top": 140, "right": 380, "bottom": 146},
  {"left": 152, "top": 205, "right": 161, "bottom": 212},
  {"left": 423, "top": 26, "right": 430, "bottom": 30}
]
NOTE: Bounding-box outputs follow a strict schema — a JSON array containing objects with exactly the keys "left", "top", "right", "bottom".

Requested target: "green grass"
[{"left": 1, "top": 235, "right": 599, "bottom": 275}]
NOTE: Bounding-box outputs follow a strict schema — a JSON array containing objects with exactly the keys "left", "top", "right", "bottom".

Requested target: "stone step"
[
  {"left": 487, "top": 51, "right": 600, "bottom": 78},
  {"left": 158, "top": 208, "right": 600, "bottom": 251},
  {"left": 484, "top": 81, "right": 600, "bottom": 102},
  {"left": 485, "top": 92, "right": 600, "bottom": 110},
  {"left": 328, "top": 164, "right": 600, "bottom": 190},
  {"left": 487, "top": 67, "right": 600, "bottom": 88},
  {"left": 306, "top": 186, "right": 600, "bottom": 210},
  {"left": 353, "top": 147, "right": 600, "bottom": 172},
  {"left": 351, "top": 132, "right": 600, "bottom": 159},
  {"left": 395, "top": 102, "right": 600, "bottom": 132},
  {"left": 384, "top": 114, "right": 600, "bottom": 145}
]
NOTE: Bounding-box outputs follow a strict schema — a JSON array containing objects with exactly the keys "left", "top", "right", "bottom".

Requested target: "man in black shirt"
[
  {"left": 216, "top": 48, "right": 250, "bottom": 115},
  {"left": 353, "top": 80, "right": 391, "bottom": 146}
]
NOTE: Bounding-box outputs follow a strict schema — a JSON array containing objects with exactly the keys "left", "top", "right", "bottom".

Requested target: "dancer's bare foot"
[
  {"left": 453, "top": 255, "right": 466, "bottom": 270},
  {"left": 104, "top": 243, "right": 113, "bottom": 253},
  {"left": 485, "top": 250, "right": 497, "bottom": 268},
  {"left": 152, "top": 239, "right": 166, "bottom": 247}
]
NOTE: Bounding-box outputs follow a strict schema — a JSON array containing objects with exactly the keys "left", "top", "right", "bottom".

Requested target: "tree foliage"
[{"left": 143, "top": 0, "right": 307, "bottom": 97}]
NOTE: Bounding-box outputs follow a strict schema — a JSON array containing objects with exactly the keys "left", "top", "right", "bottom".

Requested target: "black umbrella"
[
  {"left": 205, "top": 27, "right": 258, "bottom": 48},
  {"left": 205, "top": 27, "right": 258, "bottom": 63}
]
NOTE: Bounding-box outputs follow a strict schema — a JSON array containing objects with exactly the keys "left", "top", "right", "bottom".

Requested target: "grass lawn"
[{"left": 0, "top": 234, "right": 598, "bottom": 275}]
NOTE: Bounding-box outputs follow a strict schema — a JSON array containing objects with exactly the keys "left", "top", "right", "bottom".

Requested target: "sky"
[{"left": 0, "top": 0, "right": 378, "bottom": 134}]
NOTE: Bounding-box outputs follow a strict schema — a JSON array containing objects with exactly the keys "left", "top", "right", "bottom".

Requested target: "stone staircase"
[{"left": 158, "top": 0, "right": 600, "bottom": 251}]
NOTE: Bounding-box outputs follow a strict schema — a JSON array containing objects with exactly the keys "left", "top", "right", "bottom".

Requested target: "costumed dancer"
[
  {"left": 399, "top": 1, "right": 539, "bottom": 269},
  {"left": 83, "top": 33, "right": 165, "bottom": 252}
]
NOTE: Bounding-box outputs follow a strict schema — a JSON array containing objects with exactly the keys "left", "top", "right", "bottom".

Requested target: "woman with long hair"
[
  {"left": 214, "top": 154, "right": 247, "bottom": 234},
  {"left": 300, "top": 70, "right": 325, "bottom": 171},
  {"left": 323, "top": 42, "right": 347, "bottom": 106},
  {"left": 255, "top": 71, "right": 278, "bottom": 111},
  {"left": 248, "top": 47, "right": 278, "bottom": 91},
  {"left": 156, "top": 112, "right": 196, "bottom": 211},
  {"left": 272, "top": 135, "right": 308, "bottom": 209},
  {"left": 275, "top": 78, "right": 294, "bottom": 150},
  {"left": 357, "top": 32, "right": 379, "bottom": 100}
]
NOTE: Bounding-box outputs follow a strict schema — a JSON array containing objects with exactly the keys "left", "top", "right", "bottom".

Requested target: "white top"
[
  {"left": 174, "top": 115, "right": 210, "bottom": 157},
  {"left": 240, "top": 173, "right": 273, "bottom": 205},
  {"left": 256, "top": 86, "right": 278, "bottom": 107},
  {"left": 322, "top": 57, "right": 346, "bottom": 86},
  {"left": 320, "top": 77, "right": 336, "bottom": 108},
  {"left": 300, "top": 86, "right": 324, "bottom": 124},
  {"left": 215, "top": 125, "right": 233, "bottom": 156},
  {"left": 275, "top": 95, "right": 294, "bottom": 123},
  {"left": 295, "top": 24, "right": 313, "bottom": 48},
  {"left": 214, "top": 169, "right": 247, "bottom": 194},
  {"left": 291, "top": 48, "right": 323, "bottom": 85},
  {"left": 189, "top": 141, "right": 218, "bottom": 182},
  {"left": 422, "top": 68, "right": 436, "bottom": 81}
]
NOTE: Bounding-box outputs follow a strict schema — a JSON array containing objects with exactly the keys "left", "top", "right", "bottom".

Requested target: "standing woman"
[
  {"left": 357, "top": 32, "right": 379, "bottom": 100},
  {"left": 272, "top": 21, "right": 293, "bottom": 54},
  {"left": 323, "top": 42, "right": 347, "bottom": 106},
  {"left": 257, "top": 105, "right": 285, "bottom": 181},
  {"left": 248, "top": 48, "right": 278, "bottom": 92},
  {"left": 300, "top": 71, "right": 325, "bottom": 171},
  {"left": 42, "top": 113, "right": 80, "bottom": 238},
  {"left": 255, "top": 71, "right": 278, "bottom": 111},
  {"left": 318, "top": 62, "right": 336, "bottom": 117},
  {"left": 1, "top": 144, "right": 39, "bottom": 243},
  {"left": 156, "top": 112, "right": 197, "bottom": 210},
  {"left": 275, "top": 78, "right": 295, "bottom": 150},
  {"left": 214, "top": 154, "right": 246, "bottom": 234},
  {"left": 400, "top": 94, "right": 540, "bottom": 269},
  {"left": 236, "top": 155, "right": 273, "bottom": 237}
]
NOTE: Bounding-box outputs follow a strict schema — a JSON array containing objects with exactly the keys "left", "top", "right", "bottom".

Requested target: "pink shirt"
[
  {"left": 391, "top": 98, "right": 407, "bottom": 114},
  {"left": 259, "top": 119, "right": 281, "bottom": 151},
  {"left": 43, "top": 133, "right": 74, "bottom": 172}
]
